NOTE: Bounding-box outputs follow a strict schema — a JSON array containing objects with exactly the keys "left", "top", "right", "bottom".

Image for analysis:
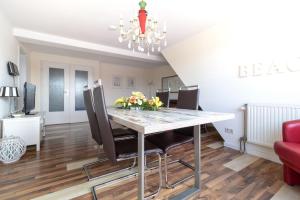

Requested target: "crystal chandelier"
[{"left": 112, "top": 0, "right": 167, "bottom": 55}]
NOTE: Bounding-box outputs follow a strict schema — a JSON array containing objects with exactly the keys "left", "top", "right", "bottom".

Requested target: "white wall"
[
  {"left": 0, "top": 11, "right": 19, "bottom": 118},
  {"left": 151, "top": 65, "right": 176, "bottom": 96},
  {"left": 100, "top": 62, "right": 153, "bottom": 105},
  {"left": 101, "top": 64, "right": 175, "bottom": 104},
  {"left": 162, "top": 7, "right": 300, "bottom": 154},
  {"left": 28, "top": 51, "right": 174, "bottom": 110},
  {"left": 17, "top": 51, "right": 30, "bottom": 110}
]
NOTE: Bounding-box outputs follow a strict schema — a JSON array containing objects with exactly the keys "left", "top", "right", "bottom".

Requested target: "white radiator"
[{"left": 246, "top": 103, "right": 300, "bottom": 148}]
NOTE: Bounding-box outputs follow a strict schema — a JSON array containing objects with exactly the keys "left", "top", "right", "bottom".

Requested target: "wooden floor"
[{"left": 0, "top": 123, "right": 284, "bottom": 200}]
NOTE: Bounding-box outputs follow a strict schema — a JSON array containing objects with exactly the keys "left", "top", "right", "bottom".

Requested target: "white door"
[
  {"left": 41, "top": 63, "right": 93, "bottom": 125},
  {"left": 69, "top": 66, "right": 93, "bottom": 123},
  {"left": 42, "top": 63, "right": 70, "bottom": 125}
]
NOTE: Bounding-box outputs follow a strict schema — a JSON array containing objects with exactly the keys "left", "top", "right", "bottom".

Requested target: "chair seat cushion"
[
  {"left": 146, "top": 131, "right": 193, "bottom": 153},
  {"left": 274, "top": 141, "right": 300, "bottom": 171},
  {"left": 115, "top": 139, "right": 163, "bottom": 160},
  {"left": 113, "top": 128, "right": 137, "bottom": 138}
]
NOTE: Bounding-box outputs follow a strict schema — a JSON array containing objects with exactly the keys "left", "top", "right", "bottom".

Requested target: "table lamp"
[{"left": 0, "top": 86, "right": 20, "bottom": 117}]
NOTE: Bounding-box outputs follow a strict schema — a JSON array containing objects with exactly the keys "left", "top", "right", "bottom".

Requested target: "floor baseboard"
[{"left": 246, "top": 143, "right": 281, "bottom": 164}]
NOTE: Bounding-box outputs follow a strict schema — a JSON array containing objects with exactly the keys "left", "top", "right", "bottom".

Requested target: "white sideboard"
[{"left": 1, "top": 113, "right": 44, "bottom": 151}]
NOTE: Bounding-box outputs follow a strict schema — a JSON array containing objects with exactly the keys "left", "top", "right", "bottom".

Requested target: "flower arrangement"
[{"left": 114, "top": 91, "right": 163, "bottom": 111}]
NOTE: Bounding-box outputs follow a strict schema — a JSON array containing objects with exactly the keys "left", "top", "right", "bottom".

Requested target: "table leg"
[
  {"left": 138, "top": 132, "right": 145, "bottom": 200},
  {"left": 170, "top": 124, "right": 201, "bottom": 200},
  {"left": 194, "top": 124, "right": 201, "bottom": 189}
]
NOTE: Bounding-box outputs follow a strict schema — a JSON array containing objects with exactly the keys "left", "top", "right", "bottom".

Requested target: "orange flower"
[{"left": 129, "top": 96, "right": 137, "bottom": 104}]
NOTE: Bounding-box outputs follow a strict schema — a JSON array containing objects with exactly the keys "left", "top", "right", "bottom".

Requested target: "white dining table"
[{"left": 107, "top": 107, "right": 234, "bottom": 200}]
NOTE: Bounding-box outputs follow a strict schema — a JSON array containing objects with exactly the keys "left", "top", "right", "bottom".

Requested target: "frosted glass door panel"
[
  {"left": 75, "top": 70, "right": 88, "bottom": 111},
  {"left": 42, "top": 64, "right": 69, "bottom": 125},
  {"left": 49, "top": 68, "right": 65, "bottom": 112},
  {"left": 42, "top": 63, "right": 91, "bottom": 125}
]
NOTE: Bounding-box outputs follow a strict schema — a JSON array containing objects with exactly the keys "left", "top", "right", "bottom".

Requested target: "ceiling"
[
  {"left": 4, "top": 0, "right": 297, "bottom": 64},
  {"left": 2, "top": 0, "right": 297, "bottom": 63},
  {"left": 0, "top": 0, "right": 230, "bottom": 49}
]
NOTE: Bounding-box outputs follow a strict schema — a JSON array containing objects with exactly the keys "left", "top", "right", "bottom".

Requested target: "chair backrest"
[
  {"left": 83, "top": 86, "right": 102, "bottom": 145},
  {"left": 93, "top": 79, "right": 117, "bottom": 163},
  {"left": 156, "top": 89, "right": 170, "bottom": 108},
  {"left": 177, "top": 85, "right": 199, "bottom": 110}
]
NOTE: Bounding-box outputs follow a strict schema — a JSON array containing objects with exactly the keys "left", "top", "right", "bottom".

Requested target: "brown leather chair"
[
  {"left": 177, "top": 86, "right": 199, "bottom": 109},
  {"left": 147, "top": 85, "right": 199, "bottom": 189},
  {"left": 83, "top": 86, "right": 136, "bottom": 181},
  {"left": 91, "top": 79, "right": 163, "bottom": 200},
  {"left": 83, "top": 86, "right": 136, "bottom": 141},
  {"left": 83, "top": 87, "right": 102, "bottom": 145},
  {"left": 156, "top": 89, "right": 170, "bottom": 108},
  {"left": 174, "top": 85, "right": 199, "bottom": 136},
  {"left": 176, "top": 88, "right": 209, "bottom": 134}
]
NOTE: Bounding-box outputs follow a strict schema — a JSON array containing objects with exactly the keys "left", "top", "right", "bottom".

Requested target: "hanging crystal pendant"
[
  {"left": 118, "top": 36, "right": 123, "bottom": 43},
  {"left": 112, "top": 0, "right": 167, "bottom": 55}
]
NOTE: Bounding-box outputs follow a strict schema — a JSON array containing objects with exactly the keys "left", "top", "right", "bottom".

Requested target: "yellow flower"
[
  {"left": 114, "top": 97, "right": 125, "bottom": 105},
  {"left": 148, "top": 99, "right": 154, "bottom": 106},
  {"left": 132, "top": 91, "right": 145, "bottom": 99},
  {"left": 157, "top": 101, "right": 162, "bottom": 107},
  {"left": 115, "top": 91, "right": 163, "bottom": 110},
  {"left": 132, "top": 91, "right": 138, "bottom": 96},
  {"left": 155, "top": 97, "right": 160, "bottom": 103},
  {"left": 152, "top": 97, "right": 163, "bottom": 107}
]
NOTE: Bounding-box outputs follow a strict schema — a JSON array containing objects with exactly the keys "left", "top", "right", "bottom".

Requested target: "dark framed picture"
[{"left": 112, "top": 76, "right": 122, "bottom": 88}]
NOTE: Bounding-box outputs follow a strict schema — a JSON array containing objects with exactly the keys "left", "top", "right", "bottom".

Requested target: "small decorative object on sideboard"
[
  {"left": 114, "top": 91, "right": 163, "bottom": 111},
  {"left": 0, "top": 136, "right": 26, "bottom": 164}
]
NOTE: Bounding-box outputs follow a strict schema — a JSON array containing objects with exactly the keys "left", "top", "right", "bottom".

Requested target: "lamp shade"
[{"left": 0, "top": 86, "right": 19, "bottom": 97}]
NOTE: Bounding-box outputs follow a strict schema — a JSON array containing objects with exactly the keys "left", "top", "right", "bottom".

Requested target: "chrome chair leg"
[
  {"left": 178, "top": 159, "right": 195, "bottom": 170},
  {"left": 91, "top": 154, "right": 163, "bottom": 200},
  {"left": 145, "top": 154, "right": 172, "bottom": 171},
  {"left": 164, "top": 154, "right": 195, "bottom": 189},
  {"left": 144, "top": 153, "right": 162, "bottom": 200},
  {"left": 83, "top": 157, "right": 137, "bottom": 181},
  {"left": 164, "top": 154, "right": 171, "bottom": 189},
  {"left": 91, "top": 170, "right": 138, "bottom": 200}
]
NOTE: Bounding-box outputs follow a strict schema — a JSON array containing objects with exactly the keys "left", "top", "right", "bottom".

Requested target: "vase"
[
  {"left": 130, "top": 106, "right": 141, "bottom": 110},
  {"left": 0, "top": 136, "right": 26, "bottom": 164}
]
